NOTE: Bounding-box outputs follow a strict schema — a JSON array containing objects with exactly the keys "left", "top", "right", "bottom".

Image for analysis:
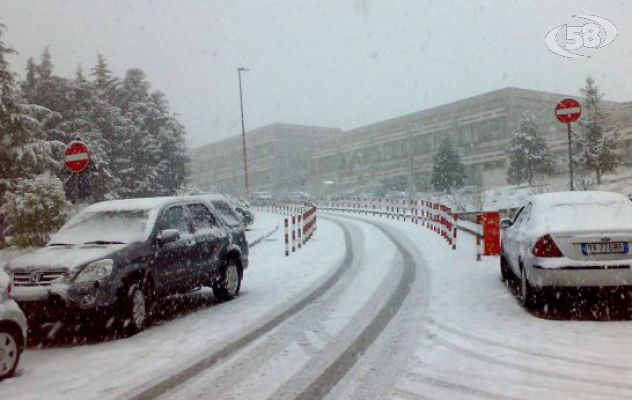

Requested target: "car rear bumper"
[{"left": 529, "top": 263, "right": 632, "bottom": 288}]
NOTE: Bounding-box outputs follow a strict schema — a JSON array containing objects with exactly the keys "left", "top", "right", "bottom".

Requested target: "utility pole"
[
  {"left": 567, "top": 123, "right": 574, "bottom": 191},
  {"left": 237, "top": 67, "right": 250, "bottom": 199}
]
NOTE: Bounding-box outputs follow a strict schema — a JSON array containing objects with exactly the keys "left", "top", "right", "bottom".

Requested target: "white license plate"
[{"left": 581, "top": 242, "right": 628, "bottom": 255}]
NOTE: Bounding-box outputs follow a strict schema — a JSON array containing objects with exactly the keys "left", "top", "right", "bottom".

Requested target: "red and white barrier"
[
  {"left": 316, "top": 197, "right": 458, "bottom": 250},
  {"left": 261, "top": 200, "right": 317, "bottom": 256}
]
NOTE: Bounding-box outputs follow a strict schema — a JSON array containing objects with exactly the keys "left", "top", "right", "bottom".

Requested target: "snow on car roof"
[
  {"left": 530, "top": 191, "right": 629, "bottom": 207},
  {"left": 200, "top": 193, "right": 230, "bottom": 202},
  {"left": 527, "top": 191, "right": 632, "bottom": 234},
  {"left": 82, "top": 196, "right": 181, "bottom": 213}
]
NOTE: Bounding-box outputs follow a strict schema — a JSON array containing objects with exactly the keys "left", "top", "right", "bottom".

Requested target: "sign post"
[
  {"left": 555, "top": 98, "right": 582, "bottom": 191},
  {"left": 64, "top": 139, "right": 90, "bottom": 203}
]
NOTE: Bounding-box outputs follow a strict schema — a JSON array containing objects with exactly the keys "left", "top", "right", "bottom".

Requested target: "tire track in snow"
[
  {"left": 402, "top": 372, "right": 525, "bottom": 400},
  {"left": 292, "top": 215, "right": 420, "bottom": 400},
  {"left": 428, "top": 334, "right": 632, "bottom": 393},
  {"left": 126, "top": 219, "right": 354, "bottom": 400},
  {"left": 162, "top": 219, "right": 375, "bottom": 399},
  {"left": 428, "top": 318, "right": 632, "bottom": 373}
]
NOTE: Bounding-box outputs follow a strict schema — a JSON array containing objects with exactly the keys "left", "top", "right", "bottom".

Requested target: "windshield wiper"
[
  {"left": 83, "top": 240, "right": 126, "bottom": 245},
  {"left": 48, "top": 243, "right": 74, "bottom": 246}
]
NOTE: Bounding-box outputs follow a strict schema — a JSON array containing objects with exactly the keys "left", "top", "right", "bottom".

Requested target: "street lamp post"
[{"left": 237, "top": 67, "right": 250, "bottom": 199}]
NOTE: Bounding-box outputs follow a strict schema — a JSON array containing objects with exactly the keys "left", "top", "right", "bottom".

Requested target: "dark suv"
[{"left": 5, "top": 196, "right": 248, "bottom": 335}]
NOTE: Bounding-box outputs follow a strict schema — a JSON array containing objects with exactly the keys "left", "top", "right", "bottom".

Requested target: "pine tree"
[
  {"left": 575, "top": 77, "right": 621, "bottom": 185},
  {"left": 115, "top": 69, "right": 161, "bottom": 197},
  {"left": 22, "top": 57, "right": 36, "bottom": 93},
  {"left": 431, "top": 137, "right": 466, "bottom": 193},
  {"left": 0, "top": 25, "right": 61, "bottom": 199},
  {"left": 91, "top": 54, "right": 119, "bottom": 104},
  {"left": 37, "top": 47, "right": 53, "bottom": 79},
  {"left": 506, "top": 112, "right": 554, "bottom": 186}
]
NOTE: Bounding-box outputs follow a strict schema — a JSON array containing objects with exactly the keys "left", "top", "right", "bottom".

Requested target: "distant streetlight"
[{"left": 237, "top": 67, "right": 250, "bottom": 199}]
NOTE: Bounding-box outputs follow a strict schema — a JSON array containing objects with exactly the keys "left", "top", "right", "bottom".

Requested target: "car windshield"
[{"left": 49, "top": 210, "right": 150, "bottom": 245}]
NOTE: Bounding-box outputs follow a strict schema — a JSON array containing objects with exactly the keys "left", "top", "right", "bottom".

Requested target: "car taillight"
[{"left": 532, "top": 234, "right": 563, "bottom": 257}]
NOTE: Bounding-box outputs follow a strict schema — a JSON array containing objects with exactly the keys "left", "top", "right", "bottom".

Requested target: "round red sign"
[
  {"left": 555, "top": 98, "right": 582, "bottom": 124},
  {"left": 64, "top": 140, "right": 90, "bottom": 173}
]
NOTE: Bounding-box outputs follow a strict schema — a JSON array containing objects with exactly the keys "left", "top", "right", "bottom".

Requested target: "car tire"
[
  {"left": 119, "top": 281, "right": 151, "bottom": 336},
  {"left": 213, "top": 258, "right": 242, "bottom": 302},
  {"left": 519, "top": 266, "right": 538, "bottom": 308},
  {"left": 500, "top": 255, "right": 513, "bottom": 282},
  {"left": 0, "top": 327, "right": 21, "bottom": 380}
]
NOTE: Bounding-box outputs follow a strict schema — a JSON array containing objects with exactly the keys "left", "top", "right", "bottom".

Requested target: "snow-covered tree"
[
  {"left": 506, "top": 111, "right": 554, "bottom": 186},
  {"left": 114, "top": 69, "right": 189, "bottom": 197},
  {"left": 431, "top": 137, "right": 466, "bottom": 193},
  {"left": 91, "top": 54, "right": 119, "bottom": 101},
  {"left": 2, "top": 29, "right": 190, "bottom": 204},
  {"left": 1, "top": 173, "right": 69, "bottom": 247},
  {"left": 575, "top": 77, "right": 621, "bottom": 185},
  {"left": 0, "top": 25, "right": 62, "bottom": 199}
]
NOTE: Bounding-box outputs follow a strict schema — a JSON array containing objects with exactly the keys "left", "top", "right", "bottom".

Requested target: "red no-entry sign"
[
  {"left": 64, "top": 140, "right": 90, "bottom": 173},
  {"left": 555, "top": 98, "right": 582, "bottom": 124}
]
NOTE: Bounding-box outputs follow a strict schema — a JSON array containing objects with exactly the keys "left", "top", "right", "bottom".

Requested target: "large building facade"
[
  {"left": 307, "top": 87, "right": 630, "bottom": 194},
  {"left": 192, "top": 87, "right": 632, "bottom": 196},
  {"left": 191, "top": 123, "right": 341, "bottom": 195}
]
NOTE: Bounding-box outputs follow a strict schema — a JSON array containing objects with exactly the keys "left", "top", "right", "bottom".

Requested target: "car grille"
[{"left": 13, "top": 269, "right": 68, "bottom": 287}]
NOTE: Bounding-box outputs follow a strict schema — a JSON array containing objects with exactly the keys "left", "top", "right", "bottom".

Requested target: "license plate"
[{"left": 581, "top": 242, "right": 629, "bottom": 255}]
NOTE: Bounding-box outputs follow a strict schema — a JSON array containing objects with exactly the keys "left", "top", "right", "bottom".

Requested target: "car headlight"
[{"left": 75, "top": 259, "right": 114, "bottom": 283}]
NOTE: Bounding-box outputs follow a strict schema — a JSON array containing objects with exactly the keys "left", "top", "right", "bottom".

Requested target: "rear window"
[{"left": 211, "top": 200, "right": 242, "bottom": 227}]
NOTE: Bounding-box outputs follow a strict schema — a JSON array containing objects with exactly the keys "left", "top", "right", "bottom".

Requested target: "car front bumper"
[{"left": 11, "top": 281, "right": 118, "bottom": 324}]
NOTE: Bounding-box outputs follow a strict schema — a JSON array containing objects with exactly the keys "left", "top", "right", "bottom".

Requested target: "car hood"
[{"left": 5, "top": 244, "right": 128, "bottom": 273}]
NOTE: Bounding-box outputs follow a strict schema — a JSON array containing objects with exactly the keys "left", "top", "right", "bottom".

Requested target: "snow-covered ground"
[
  {"left": 323, "top": 212, "right": 632, "bottom": 400},
  {"left": 4, "top": 210, "right": 632, "bottom": 399}
]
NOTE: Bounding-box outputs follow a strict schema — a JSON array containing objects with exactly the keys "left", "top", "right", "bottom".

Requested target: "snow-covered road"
[
  {"left": 324, "top": 213, "right": 632, "bottom": 400},
  {"left": 3, "top": 211, "right": 632, "bottom": 399}
]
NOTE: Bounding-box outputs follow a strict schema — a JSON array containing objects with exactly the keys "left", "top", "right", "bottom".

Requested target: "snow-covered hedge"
[{"left": 1, "top": 173, "right": 70, "bottom": 247}]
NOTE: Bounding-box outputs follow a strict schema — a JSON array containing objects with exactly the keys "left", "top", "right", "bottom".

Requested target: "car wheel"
[
  {"left": 0, "top": 328, "right": 21, "bottom": 380},
  {"left": 500, "top": 256, "right": 512, "bottom": 282},
  {"left": 519, "top": 266, "right": 538, "bottom": 308},
  {"left": 213, "top": 259, "right": 242, "bottom": 302},
  {"left": 119, "top": 282, "right": 151, "bottom": 336}
]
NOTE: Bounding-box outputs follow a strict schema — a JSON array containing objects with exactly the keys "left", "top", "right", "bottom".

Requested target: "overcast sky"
[{"left": 2, "top": 0, "right": 632, "bottom": 148}]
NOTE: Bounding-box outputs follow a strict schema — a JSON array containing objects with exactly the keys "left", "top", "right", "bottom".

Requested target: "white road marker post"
[
  {"left": 297, "top": 213, "right": 302, "bottom": 249},
  {"left": 452, "top": 212, "right": 458, "bottom": 250},
  {"left": 285, "top": 218, "right": 289, "bottom": 257},
  {"left": 291, "top": 215, "right": 296, "bottom": 253}
]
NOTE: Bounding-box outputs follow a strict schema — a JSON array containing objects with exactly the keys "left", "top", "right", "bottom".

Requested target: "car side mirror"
[
  {"left": 500, "top": 218, "right": 513, "bottom": 229},
  {"left": 157, "top": 229, "right": 180, "bottom": 245}
]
